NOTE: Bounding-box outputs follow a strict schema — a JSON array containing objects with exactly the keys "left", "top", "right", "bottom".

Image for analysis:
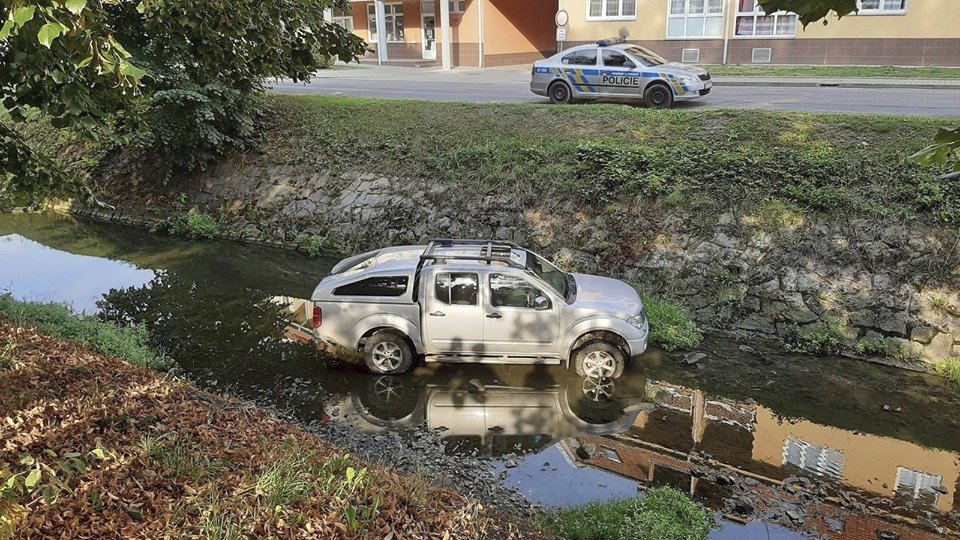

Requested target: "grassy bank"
[
  {"left": 707, "top": 64, "right": 960, "bottom": 79},
  {"left": 0, "top": 311, "right": 511, "bottom": 538},
  {"left": 259, "top": 96, "right": 955, "bottom": 224},
  {"left": 12, "top": 95, "right": 958, "bottom": 224}
]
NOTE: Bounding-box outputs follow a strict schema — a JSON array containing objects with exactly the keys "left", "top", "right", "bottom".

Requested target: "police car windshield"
[
  {"left": 524, "top": 250, "right": 571, "bottom": 300},
  {"left": 624, "top": 46, "right": 668, "bottom": 67}
]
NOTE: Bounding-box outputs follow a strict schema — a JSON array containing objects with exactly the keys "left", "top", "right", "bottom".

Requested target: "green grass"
[
  {"left": 259, "top": 95, "right": 955, "bottom": 224},
  {"left": 151, "top": 208, "right": 221, "bottom": 240},
  {"left": 934, "top": 358, "right": 960, "bottom": 387},
  {"left": 707, "top": 64, "right": 960, "bottom": 79},
  {"left": 635, "top": 288, "right": 703, "bottom": 351},
  {"left": 537, "top": 488, "right": 713, "bottom": 540},
  {"left": 0, "top": 295, "right": 173, "bottom": 370}
]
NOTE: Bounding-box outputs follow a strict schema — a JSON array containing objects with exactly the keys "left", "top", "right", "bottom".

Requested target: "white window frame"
[
  {"left": 782, "top": 438, "right": 844, "bottom": 479},
  {"left": 332, "top": 15, "right": 354, "bottom": 32},
  {"left": 734, "top": 0, "right": 797, "bottom": 39},
  {"left": 449, "top": 0, "right": 467, "bottom": 14},
  {"left": 585, "top": 0, "right": 637, "bottom": 21},
  {"left": 857, "top": 0, "right": 907, "bottom": 15},
  {"left": 666, "top": 0, "right": 725, "bottom": 40},
  {"left": 367, "top": 2, "right": 405, "bottom": 43},
  {"left": 895, "top": 467, "right": 942, "bottom": 502}
]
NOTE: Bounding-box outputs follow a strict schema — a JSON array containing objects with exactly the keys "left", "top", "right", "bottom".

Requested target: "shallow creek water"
[{"left": 2, "top": 213, "right": 959, "bottom": 539}]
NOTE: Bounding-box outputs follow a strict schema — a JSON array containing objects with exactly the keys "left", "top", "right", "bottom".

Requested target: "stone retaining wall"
[{"left": 80, "top": 165, "right": 960, "bottom": 366}]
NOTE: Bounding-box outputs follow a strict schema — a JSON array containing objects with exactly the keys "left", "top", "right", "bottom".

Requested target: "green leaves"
[
  {"left": 911, "top": 127, "right": 960, "bottom": 172},
  {"left": 758, "top": 0, "right": 858, "bottom": 27},
  {"left": 13, "top": 5, "right": 37, "bottom": 27},
  {"left": 65, "top": 0, "right": 88, "bottom": 15},
  {"left": 37, "top": 21, "right": 66, "bottom": 48},
  {"left": 0, "top": 19, "right": 15, "bottom": 40}
]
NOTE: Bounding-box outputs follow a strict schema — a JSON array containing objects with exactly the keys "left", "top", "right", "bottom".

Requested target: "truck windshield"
[{"left": 524, "top": 251, "right": 572, "bottom": 300}]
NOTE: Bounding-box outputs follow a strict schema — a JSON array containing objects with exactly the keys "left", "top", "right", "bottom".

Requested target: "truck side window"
[
  {"left": 435, "top": 273, "right": 478, "bottom": 305},
  {"left": 489, "top": 273, "right": 550, "bottom": 309},
  {"left": 333, "top": 276, "right": 408, "bottom": 297}
]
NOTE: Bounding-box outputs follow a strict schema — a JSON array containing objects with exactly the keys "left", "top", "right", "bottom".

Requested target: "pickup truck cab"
[{"left": 309, "top": 239, "right": 648, "bottom": 378}]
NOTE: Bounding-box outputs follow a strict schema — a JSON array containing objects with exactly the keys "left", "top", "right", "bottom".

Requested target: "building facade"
[
  {"left": 334, "top": 0, "right": 559, "bottom": 67},
  {"left": 557, "top": 0, "right": 960, "bottom": 66}
]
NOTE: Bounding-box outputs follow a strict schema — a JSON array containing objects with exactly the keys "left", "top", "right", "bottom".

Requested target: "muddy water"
[{"left": 2, "top": 213, "right": 959, "bottom": 539}]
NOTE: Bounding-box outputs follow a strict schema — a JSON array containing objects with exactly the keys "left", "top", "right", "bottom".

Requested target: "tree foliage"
[
  {"left": 106, "top": 0, "right": 366, "bottom": 171},
  {"left": 2, "top": 0, "right": 366, "bottom": 199},
  {"left": 759, "top": 0, "right": 959, "bottom": 172}
]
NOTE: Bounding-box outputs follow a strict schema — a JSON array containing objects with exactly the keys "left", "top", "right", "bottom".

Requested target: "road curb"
[{"left": 712, "top": 80, "right": 960, "bottom": 90}]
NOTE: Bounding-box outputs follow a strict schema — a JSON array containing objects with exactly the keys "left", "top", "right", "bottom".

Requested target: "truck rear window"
[{"left": 333, "top": 276, "right": 408, "bottom": 297}]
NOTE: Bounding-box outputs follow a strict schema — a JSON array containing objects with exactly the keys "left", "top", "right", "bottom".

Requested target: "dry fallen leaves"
[{"left": 0, "top": 323, "right": 541, "bottom": 539}]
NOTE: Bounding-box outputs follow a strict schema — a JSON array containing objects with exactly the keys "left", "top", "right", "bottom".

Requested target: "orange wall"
[{"left": 484, "top": 0, "right": 558, "bottom": 55}]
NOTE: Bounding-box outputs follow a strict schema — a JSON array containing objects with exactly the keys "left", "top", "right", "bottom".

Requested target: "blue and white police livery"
[{"left": 530, "top": 38, "right": 712, "bottom": 109}]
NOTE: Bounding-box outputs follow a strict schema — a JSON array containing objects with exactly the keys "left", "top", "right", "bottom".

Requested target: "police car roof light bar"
[{"left": 596, "top": 37, "right": 626, "bottom": 46}]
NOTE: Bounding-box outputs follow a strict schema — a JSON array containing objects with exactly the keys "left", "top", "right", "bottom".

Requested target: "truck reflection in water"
[{"left": 562, "top": 380, "right": 960, "bottom": 538}]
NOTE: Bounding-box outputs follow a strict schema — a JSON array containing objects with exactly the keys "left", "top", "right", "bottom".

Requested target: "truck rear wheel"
[
  {"left": 574, "top": 341, "right": 625, "bottom": 379},
  {"left": 364, "top": 330, "right": 414, "bottom": 375}
]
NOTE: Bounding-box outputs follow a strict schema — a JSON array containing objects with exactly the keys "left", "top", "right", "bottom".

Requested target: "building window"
[
  {"left": 667, "top": 0, "right": 724, "bottom": 39},
  {"left": 735, "top": 0, "right": 797, "bottom": 37},
  {"left": 859, "top": 0, "right": 907, "bottom": 13},
  {"left": 332, "top": 7, "right": 354, "bottom": 32},
  {"left": 782, "top": 438, "right": 844, "bottom": 479},
  {"left": 895, "top": 467, "right": 942, "bottom": 506},
  {"left": 586, "top": 0, "right": 637, "bottom": 20},
  {"left": 449, "top": 0, "right": 467, "bottom": 13},
  {"left": 367, "top": 3, "right": 405, "bottom": 43}
]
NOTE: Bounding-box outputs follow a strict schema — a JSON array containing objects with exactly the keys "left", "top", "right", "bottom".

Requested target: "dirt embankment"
[{"left": 0, "top": 322, "right": 537, "bottom": 539}]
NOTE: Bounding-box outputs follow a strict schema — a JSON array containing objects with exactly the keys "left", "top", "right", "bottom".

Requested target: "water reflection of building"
[{"left": 565, "top": 380, "right": 959, "bottom": 538}]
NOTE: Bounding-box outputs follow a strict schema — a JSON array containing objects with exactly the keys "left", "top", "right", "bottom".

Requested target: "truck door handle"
[
  {"left": 429, "top": 311, "right": 445, "bottom": 317},
  {"left": 486, "top": 312, "right": 502, "bottom": 319}
]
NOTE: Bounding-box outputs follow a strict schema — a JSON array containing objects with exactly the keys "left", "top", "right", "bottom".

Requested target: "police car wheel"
[
  {"left": 644, "top": 83, "right": 674, "bottom": 109},
  {"left": 548, "top": 81, "right": 572, "bottom": 105}
]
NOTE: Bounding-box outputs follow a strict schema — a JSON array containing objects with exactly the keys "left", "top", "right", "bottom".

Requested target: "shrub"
[
  {"left": 151, "top": 208, "right": 221, "bottom": 240},
  {"left": 783, "top": 313, "right": 852, "bottom": 355},
  {"left": 535, "top": 499, "right": 636, "bottom": 540},
  {"left": 536, "top": 488, "right": 713, "bottom": 540},
  {"left": 0, "top": 295, "right": 172, "bottom": 370},
  {"left": 934, "top": 358, "right": 960, "bottom": 387},
  {"left": 635, "top": 288, "right": 703, "bottom": 351},
  {"left": 621, "top": 488, "right": 713, "bottom": 540}
]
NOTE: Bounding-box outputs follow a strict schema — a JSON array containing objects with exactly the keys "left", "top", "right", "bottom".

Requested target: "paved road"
[{"left": 270, "top": 67, "right": 960, "bottom": 117}]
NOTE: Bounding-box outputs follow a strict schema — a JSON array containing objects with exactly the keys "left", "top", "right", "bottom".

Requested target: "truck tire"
[
  {"left": 644, "top": 82, "right": 674, "bottom": 109},
  {"left": 364, "top": 330, "right": 414, "bottom": 375},
  {"left": 574, "top": 341, "right": 625, "bottom": 379}
]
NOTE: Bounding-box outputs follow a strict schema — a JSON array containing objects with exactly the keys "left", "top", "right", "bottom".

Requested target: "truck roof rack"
[
  {"left": 412, "top": 239, "right": 527, "bottom": 299},
  {"left": 419, "top": 238, "right": 525, "bottom": 269}
]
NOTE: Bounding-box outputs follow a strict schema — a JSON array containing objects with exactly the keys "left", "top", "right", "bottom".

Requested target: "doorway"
[{"left": 421, "top": 2, "right": 437, "bottom": 60}]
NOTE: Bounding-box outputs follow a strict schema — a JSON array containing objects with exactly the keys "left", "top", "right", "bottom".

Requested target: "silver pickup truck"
[{"left": 308, "top": 239, "right": 648, "bottom": 377}]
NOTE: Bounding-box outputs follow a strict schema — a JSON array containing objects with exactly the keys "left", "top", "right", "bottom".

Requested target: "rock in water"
[{"left": 684, "top": 352, "right": 707, "bottom": 365}]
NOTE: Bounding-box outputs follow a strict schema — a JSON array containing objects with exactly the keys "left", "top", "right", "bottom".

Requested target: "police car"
[{"left": 530, "top": 38, "right": 711, "bottom": 108}]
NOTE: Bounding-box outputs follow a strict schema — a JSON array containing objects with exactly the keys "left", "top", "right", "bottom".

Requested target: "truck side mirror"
[{"left": 534, "top": 296, "right": 550, "bottom": 311}]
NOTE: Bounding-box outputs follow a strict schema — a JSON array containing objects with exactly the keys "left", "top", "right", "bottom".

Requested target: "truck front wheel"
[{"left": 574, "top": 341, "right": 625, "bottom": 379}]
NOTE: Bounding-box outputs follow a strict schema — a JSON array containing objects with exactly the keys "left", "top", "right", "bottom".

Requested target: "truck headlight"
[{"left": 627, "top": 313, "right": 647, "bottom": 329}]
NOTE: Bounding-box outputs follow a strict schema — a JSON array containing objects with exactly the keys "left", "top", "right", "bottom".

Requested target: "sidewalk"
[{"left": 315, "top": 63, "right": 960, "bottom": 90}]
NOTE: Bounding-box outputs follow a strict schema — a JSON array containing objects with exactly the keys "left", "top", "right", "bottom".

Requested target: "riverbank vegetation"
[
  {"left": 0, "top": 317, "right": 506, "bottom": 539},
  {"left": 0, "top": 295, "right": 172, "bottom": 371},
  {"left": 536, "top": 487, "right": 713, "bottom": 540},
  {"left": 13, "top": 95, "right": 956, "bottom": 224}
]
